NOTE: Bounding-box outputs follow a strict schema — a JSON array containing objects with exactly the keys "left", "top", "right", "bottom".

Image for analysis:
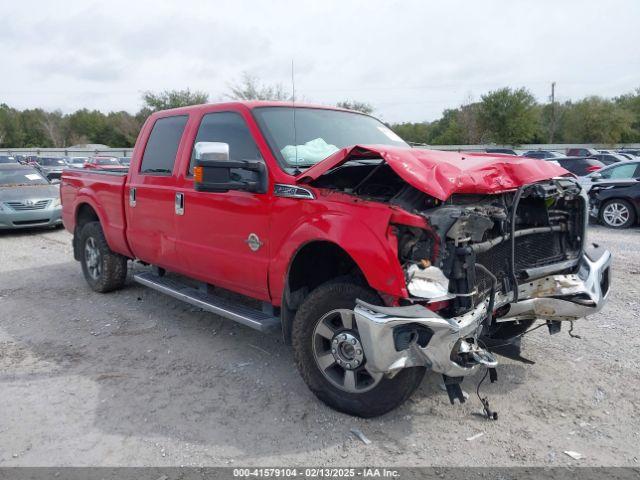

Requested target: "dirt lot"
[{"left": 0, "top": 225, "right": 638, "bottom": 467}]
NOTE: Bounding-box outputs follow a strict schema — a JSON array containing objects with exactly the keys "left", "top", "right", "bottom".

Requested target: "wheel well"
[
  {"left": 281, "top": 241, "right": 366, "bottom": 344},
  {"left": 76, "top": 203, "right": 99, "bottom": 229},
  {"left": 73, "top": 204, "right": 100, "bottom": 260}
]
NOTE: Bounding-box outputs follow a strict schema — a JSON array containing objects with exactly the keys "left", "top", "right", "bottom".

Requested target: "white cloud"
[{"left": 0, "top": 0, "right": 638, "bottom": 122}]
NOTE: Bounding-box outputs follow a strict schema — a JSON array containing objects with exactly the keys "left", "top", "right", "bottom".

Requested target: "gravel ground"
[{"left": 0, "top": 225, "right": 638, "bottom": 467}]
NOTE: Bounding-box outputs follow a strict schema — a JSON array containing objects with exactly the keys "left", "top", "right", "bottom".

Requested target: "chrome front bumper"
[{"left": 354, "top": 248, "right": 611, "bottom": 378}]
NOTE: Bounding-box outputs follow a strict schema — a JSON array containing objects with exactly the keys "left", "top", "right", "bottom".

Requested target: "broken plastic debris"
[
  {"left": 564, "top": 451, "right": 584, "bottom": 460},
  {"left": 350, "top": 428, "right": 372, "bottom": 445},
  {"left": 466, "top": 432, "right": 484, "bottom": 441}
]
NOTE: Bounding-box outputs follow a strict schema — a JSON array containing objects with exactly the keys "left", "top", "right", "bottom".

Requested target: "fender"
[
  {"left": 74, "top": 189, "right": 133, "bottom": 258},
  {"left": 269, "top": 209, "right": 408, "bottom": 306}
]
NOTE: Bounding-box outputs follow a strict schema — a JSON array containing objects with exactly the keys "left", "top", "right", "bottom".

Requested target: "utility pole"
[{"left": 549, "top": 81, "right": 557, "bottom": 144}]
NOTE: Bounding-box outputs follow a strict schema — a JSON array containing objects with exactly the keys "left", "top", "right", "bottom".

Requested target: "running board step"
[{"left": 133, "top": 271, "right": 281, "bottom": 334}]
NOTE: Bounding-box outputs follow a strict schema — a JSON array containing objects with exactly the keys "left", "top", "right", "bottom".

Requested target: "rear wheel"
[
  {"left": 599, "top": 199, "right": 635, "bottom": 229},
  {"left": 292, "top": 281, "right": 426, "bottom": 417},
  {"left": 79, "top": 221, "right": 127, "bottom": 292}
]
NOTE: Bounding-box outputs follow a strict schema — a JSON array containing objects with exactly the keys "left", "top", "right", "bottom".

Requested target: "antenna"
[{"left": 291, "top": 59, "right": 299, "bottom": 171}]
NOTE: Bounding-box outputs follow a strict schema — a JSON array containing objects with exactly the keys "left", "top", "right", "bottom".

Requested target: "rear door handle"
[
  {"left": 129, "top": 187, "right": 136, "bottom": 207},
  {"left": 175, "top": 192, "right": 184, "bottom": 215}
]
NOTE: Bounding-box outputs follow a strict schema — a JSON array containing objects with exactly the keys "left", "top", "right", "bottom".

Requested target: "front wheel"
[
  {"left": 599, "top": 199, "right": 635, "bottom": 229},
  {"left": 292, "top": 281, "right": 426, "bottom": 417}
]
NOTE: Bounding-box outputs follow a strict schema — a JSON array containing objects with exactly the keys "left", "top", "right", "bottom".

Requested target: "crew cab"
[{"left": 61, "top": 102, "right": 611, "bottom": 417}]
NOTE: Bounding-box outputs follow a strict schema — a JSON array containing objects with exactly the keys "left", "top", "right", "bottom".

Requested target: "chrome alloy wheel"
[
  {"left": 603, "top": 201, "right": 630, "bottom": 227},
  {"left": 84, "top": 237, "right": 102, "bottom": 279},
  {"left": 312, "top": 309, "right": 383, "bottom": 393}
]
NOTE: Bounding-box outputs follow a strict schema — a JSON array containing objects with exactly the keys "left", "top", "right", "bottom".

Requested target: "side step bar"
[{"left": 133, "top": 271, "right": 281, "bottom": 334}]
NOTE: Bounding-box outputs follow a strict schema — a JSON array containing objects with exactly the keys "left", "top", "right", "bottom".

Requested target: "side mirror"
[
  {"left": 193, "top": 142, "right": 267, "bottom": 193},
  {"left": 590, "top": 172, "right": 602, "bottom": 181},
  {"left": 50, "top": 178, "right": 61, "bottom": 185}
]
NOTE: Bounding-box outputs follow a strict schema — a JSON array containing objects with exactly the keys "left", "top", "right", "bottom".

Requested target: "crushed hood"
[{"left": 296, "top": 145, "right": 570, "bottom": 201}]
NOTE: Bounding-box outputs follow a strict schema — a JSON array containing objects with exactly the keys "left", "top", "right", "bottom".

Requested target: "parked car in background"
[
  {"left": 618, "top": 149, "right": 640, "bottom": 157},
  {"left": 588, "top": 153, "right": 629, "bottom": 166},
  {"left": 617, "top": 152, "right": 638, "bottom": 161},
  {"left": 580, "top": 160, "right": 640, "bottom": 192},
  {"left": 65, "top": 157, "right": 87, "bottom": 167},
  {"left": 0, "top": 164, "right": 62, "bottom": 230},
  {"left": 485, "top": 148, "right": 519, "bottom": 155},
  {"left": 84, "top": 156, "right": 129, "bottom": 171},
  {"left": 566, "top": 147, "right": 599, "bottom": 157},
  {"left": 589, "top": 165, "right": 640, "bottom": 229},
  {"left": 556, "top": 157, "right": 605, "bottom": 176},
  {"left": 33, "top": 157, "right": 67, "bottom": 180},
  {"left": 118, "top": 157, "right": 131, "bottom": 167},
  {"left": 0, "top": 155, "right": 18, "bottom": 164},
  {"left": 522, "top": 150, "right": 565, "bottom": 160}
]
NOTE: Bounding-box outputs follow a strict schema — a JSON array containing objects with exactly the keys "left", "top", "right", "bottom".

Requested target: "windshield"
[
  {"left": 40, "top": 158, "right": 66, "bottom": 166},
  {"left": 253, "top": 107, "right": 408, "bottom": 167},
  {"left": 95, "top": 158, "right": 120, "bottom": 165},
  {"left": 0, "top": 168, "right": 49, "bottom": 186}
]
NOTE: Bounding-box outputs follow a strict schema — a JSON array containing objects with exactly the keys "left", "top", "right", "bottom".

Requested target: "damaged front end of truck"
[{"left": 300, "top": 145, "right": 611, "bottom": 404}]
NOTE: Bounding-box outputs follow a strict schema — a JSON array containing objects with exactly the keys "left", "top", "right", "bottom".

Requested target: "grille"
[
  {"left": 474, "top": 232, "right": 569, "bottom": 303},
  {"left": 13, "top": 219, "right": 49, "bottom": 225},
  {"left": 5, "top": 199, "right": 51, "bottom": 211}
]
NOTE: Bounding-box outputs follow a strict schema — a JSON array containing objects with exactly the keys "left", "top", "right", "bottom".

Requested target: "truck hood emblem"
[{"left": 245, "top": 233, "right": 263, "bottom": 252}]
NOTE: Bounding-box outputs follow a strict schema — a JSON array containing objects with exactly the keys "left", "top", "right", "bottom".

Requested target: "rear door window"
[{"left": 140, "top": 115, "right": 188, "bottom": 174}]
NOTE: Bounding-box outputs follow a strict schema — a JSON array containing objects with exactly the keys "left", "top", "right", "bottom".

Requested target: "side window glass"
[
  {"left": 604, "top": 163, "right": 637, "bottom": 179},
  {"left": 189, "top": 112, "right": 261, "bottom": 174},
  {"left": 140, "top": 115, "right": 188, "bottom": 174}
]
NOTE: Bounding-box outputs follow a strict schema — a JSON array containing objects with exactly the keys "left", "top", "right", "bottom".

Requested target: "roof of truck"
[{"left": 152, "top": 101, "right": 355, "bottom": 116}]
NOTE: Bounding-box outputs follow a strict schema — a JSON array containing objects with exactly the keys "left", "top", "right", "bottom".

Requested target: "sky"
[{"left": 1, "top": 0, "right": 639, "bottom": 123}]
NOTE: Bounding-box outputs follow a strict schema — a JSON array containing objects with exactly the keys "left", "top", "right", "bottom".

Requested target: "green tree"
[
  {"left": 615, "top": 88, "right": 640, "bottom": 142},
  {"left": 141, "top": 89, "right": 209, "bottom": 114},
  {"left": 477, "top": 87, "right": 539, "bottom": 144},
  {"left": 225, "top": 73, "right": 290, "bottom": 101},
  {"left": 560, "top": 96, "right": 633, "bottom": 144},
  {"left": 336, "top": 100, "right": 374, "bottom": 114},
  {"left": 0, "top": 104, "right": 24, "bottom": 147},
  {"left": 19, "top": 109, "right": 52, "bottom": 147}
]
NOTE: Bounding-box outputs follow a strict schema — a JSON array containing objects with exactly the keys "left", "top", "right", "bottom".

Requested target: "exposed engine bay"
[
  {"left": 311, "top": 160, "right": 586, "bottom": 315},
  {"left": 309, "top": 158, "right": 611, "bottom": 406}
]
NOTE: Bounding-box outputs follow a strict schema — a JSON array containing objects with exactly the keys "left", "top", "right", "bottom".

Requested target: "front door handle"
[
  {"left": 129, "top": 187, "right": 136, "bottom": 207},
  {"left": 175, "top": 192, "right": 184, "bottom": 215}
]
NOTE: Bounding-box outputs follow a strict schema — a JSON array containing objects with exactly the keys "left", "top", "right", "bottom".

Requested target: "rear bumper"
[
  {"left": 0, "top": 207, "right": 63, "bottom": 230},
  {"left": 354, "top": 249, "right": 611, "bottom": 378}
]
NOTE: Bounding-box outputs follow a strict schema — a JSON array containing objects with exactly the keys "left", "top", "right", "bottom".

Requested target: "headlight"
[{"left": 52, "top": 198, "right": 62, "bottom": 208}]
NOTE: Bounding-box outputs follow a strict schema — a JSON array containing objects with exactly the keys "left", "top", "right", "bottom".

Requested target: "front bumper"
[
  {"left": 354, "top": 248, "right": 611, "bottom": 378},
  {"left": 0, "top": 207, "right": 63, "bottom": 230}
]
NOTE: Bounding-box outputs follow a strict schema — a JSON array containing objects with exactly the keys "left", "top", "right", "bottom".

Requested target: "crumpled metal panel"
[{"left": 297, "top": 145, "right": 570, "bottom": 201}]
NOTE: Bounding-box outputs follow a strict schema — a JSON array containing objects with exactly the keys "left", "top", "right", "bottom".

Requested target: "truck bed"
[{"left": 60, "top": 168, "right": 132, "bottom": 258}]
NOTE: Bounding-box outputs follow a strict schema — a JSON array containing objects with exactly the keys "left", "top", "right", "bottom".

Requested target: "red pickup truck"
[{"left": 61, "top": 101, "right": 611, "bottom": 417}]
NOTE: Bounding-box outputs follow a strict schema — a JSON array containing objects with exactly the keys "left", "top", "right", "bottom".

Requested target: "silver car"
[{"left": 0, "top": 164, "right": 62, "bottom": 230}]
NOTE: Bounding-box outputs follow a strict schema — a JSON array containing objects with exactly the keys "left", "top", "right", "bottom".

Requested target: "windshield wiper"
[{"left": 141, "top": 168, "right": 171, "bottom": 173}]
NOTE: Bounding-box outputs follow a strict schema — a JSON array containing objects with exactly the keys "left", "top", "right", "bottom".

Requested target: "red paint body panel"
[
  {"left": 61, "top": 101, "right": 568, "bottom": 308},
  {"left": 298, "top": 145, "right": 570, "bottom": 201},
  {"left": 60, "top": 170, "right": 133, "bottom": 258}
]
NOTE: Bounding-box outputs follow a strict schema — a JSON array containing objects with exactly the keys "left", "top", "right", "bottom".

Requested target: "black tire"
[
  {"left": 598, "top": 199, "right": 636, "bottom": 229},
  {"left": 292, "top": 281, "right": 426, "bottom": 418},
  {"left": 79, "top": 221, "right": 128, "bottom": 293}
]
